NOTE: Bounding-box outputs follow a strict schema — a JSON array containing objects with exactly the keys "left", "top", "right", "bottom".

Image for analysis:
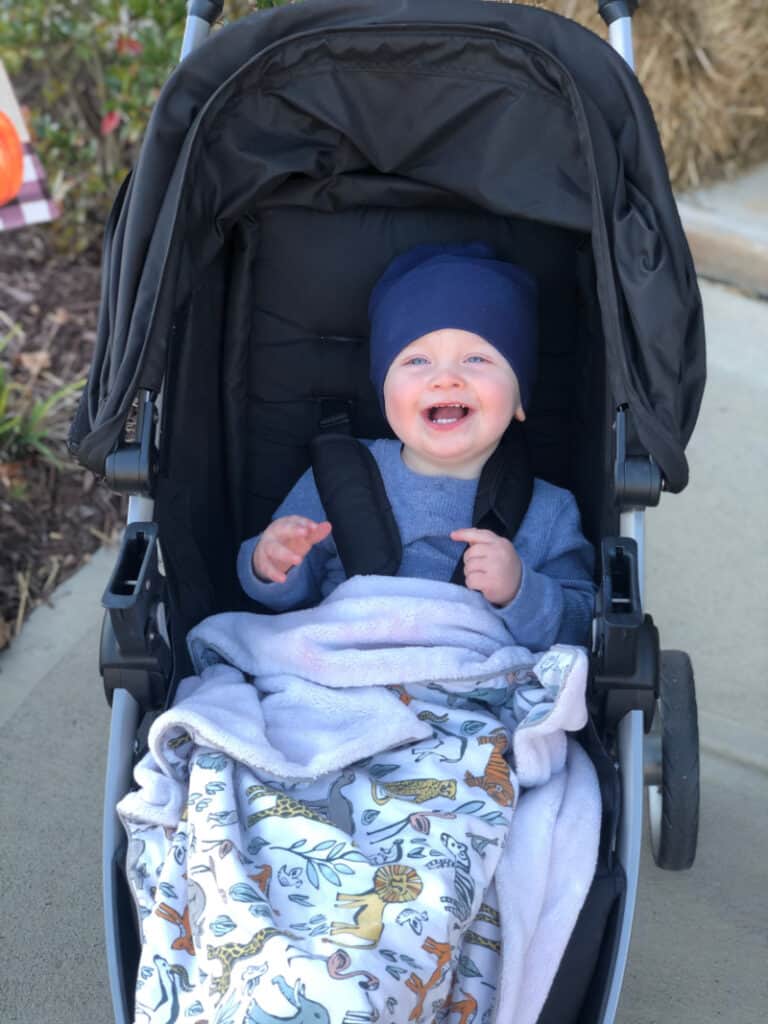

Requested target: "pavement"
[
  {"left": 1, "top": 168, "right": 767, "bottom": 1023},
  {"left": 678, "top": 164, "right": 768, "bottom": 300}
]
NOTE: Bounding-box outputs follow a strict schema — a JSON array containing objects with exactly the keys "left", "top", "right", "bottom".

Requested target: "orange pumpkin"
[{"left": 0, "top": 110, "right": 24, "bottom": 206}]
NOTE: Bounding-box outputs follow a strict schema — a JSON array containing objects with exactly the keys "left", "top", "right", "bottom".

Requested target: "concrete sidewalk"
[
  {"left": 0, "top": 547, "right": 115, "bottom": 731},
  {"left": 646, "top": 279, "right": 768, "bottom": 760},
  {"left": 678, "top": 163, "right": 768, "bottom": 298}
]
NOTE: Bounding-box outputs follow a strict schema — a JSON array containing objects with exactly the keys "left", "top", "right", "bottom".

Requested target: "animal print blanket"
[{"left": 118, "top": 576, "right": 600, "bottom": 1024}]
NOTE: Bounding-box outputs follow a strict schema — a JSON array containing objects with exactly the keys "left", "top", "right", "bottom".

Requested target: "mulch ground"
[{"left": 0, "top": 227, "right": 124, "bottom": 651}]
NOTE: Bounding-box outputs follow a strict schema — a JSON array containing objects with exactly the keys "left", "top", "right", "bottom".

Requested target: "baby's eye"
[
  {"left": 404, "top": 356, "right": 429, "bottom": 366},
  {"left": 465, "top": 355, "right": 489, "bottom": 364}
]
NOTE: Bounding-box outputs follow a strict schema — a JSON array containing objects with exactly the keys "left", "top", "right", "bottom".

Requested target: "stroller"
[{"left": 69, "top": 1, "right": 705, "bottom": 1021}]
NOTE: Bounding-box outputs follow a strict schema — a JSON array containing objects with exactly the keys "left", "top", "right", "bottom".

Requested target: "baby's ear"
[{"left": 513, "top": 405, "right": 526, "bottom": 422}]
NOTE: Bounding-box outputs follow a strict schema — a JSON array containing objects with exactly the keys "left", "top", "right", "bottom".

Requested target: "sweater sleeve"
[
  {"left": 236, "top": 467, "right": 332, "bottom": 611},
  {"left": 495, "top": 489, "right": 596, "bottom": 650}
]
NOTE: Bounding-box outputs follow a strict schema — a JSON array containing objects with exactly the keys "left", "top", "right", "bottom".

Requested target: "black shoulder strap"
[
  {"left": 450, "top": 423, "right": 534, "bottom": 586},
  {"left": 311, "top": 427, "right": 532, "bottom": 585},
  {"left": 310, "top": 434, "right": 402, "bottom": 577}
]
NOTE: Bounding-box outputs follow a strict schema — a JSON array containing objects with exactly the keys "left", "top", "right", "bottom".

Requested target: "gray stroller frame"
[{"left": 88, "top": 2, "right": 703, "bottom": 1023}]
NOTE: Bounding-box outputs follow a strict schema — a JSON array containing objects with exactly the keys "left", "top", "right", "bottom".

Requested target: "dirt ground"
[{"left": 0, "top": 226, "right": 123, "bottom": 650}]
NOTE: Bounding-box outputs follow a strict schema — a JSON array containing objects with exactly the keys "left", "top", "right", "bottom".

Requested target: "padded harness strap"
[
  {"left": 450, "top": 424, "right": 533, "bottom": 585},
  {"left": 311, "top": 434, "right": 402, "bottom": 577},
  {"left": 311, "top": 424, "right": 533, "bottom": 584}
]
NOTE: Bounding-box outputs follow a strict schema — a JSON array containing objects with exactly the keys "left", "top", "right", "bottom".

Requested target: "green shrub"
[
  {"left": 0, "top": 326, "right": 84, "bottom": 469},
  {"left": 0, "top": 1, "right": 289, "bottom": 253}
]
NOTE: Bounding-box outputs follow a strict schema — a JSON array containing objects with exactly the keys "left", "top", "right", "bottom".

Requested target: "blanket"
[{"left": 119, "top": 576, "right": 600, "bottom": 1024}]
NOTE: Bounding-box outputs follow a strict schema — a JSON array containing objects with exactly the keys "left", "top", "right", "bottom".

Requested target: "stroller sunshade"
[{"left": 70, "top": 0, "right": 704, "bottom": 495}]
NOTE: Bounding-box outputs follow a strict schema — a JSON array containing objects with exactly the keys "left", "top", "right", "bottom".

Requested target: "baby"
[{"left": 238, "top": 242, "right": 595, "bottom": 650}]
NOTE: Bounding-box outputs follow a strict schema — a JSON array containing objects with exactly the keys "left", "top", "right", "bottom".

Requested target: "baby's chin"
[{"left": 399, "top": 442, "right": 495, "bottom": 479}]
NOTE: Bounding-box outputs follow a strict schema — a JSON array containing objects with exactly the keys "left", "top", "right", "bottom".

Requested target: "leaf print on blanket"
[
  {"left": 196, "top": 752, "right": 231, "bottom": 772},
  {"left": 230, "top": 881, "right": 271, "bottom": 918},
  {"left": 286, "top": 912, "right": 330, "bottom": 940},
  {"left": 273, "top": 838, "right": 370, "bottom": 890},
  {"left": 210, "top": 915, "right": 237, "bottom": 937},
  {"left": 208, "top": 809, "right": 240, "bottom": 828},
  {"left": 211, "top": 988, "right": 241, "bottom": 1024}
]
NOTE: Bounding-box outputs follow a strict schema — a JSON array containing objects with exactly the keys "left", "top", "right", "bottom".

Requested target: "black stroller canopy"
[{"left": 71, "top": 0, "right": 705, "bottom": 493}]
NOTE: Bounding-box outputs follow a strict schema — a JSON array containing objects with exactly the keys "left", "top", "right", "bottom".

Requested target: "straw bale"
[{"left": 515, "top": 1, "right": 768, "bottom": 190}]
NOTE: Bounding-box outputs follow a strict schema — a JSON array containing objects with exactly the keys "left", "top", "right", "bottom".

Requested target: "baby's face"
[{"left": 382, "top": 328, "right": 524, "bottom": 478}]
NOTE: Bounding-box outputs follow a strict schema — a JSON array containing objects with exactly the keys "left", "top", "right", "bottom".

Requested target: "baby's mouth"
[{"left": 423, "top": 403, "right": 472, "bottom": 426}]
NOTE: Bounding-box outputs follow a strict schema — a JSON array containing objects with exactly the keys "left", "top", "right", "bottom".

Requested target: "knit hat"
[{"left": 368, "top": 242, "right": 538, "bottom": 411}]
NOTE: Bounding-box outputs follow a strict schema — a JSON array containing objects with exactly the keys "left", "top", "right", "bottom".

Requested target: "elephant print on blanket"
[{"left": 121, "top": 637, "right": 591, "bottom": 1024}]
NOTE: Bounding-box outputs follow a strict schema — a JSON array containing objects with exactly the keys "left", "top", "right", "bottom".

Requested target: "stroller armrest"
[
  {"left": 100, "top": 521, "right": 172, "bottom": 710},
  {"left": 590, "top": 537, "right": 659, "bottom": 731}
]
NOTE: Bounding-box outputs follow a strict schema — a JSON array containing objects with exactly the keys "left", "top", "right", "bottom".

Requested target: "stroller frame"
[{"left": 88, "top": 2, "right": 701, "bottom": 1023}]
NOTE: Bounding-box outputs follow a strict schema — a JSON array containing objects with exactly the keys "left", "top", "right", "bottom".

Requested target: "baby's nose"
[{"left": 429, "top": 365, "right": 463, "bottom": 386}]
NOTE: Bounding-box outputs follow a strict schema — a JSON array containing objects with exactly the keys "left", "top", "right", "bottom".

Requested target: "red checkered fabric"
[{"left": 0, "top": 141, "right": 60, "bottom": 232}]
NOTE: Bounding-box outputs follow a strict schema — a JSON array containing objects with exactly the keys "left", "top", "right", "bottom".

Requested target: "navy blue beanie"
[{"left": 368, "top": 242, "right": 538, "bottom": 411}]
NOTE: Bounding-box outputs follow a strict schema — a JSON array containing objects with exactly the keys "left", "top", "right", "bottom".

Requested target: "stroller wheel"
[{"left": 646, "top": 650, "right": 699, "bottom": 870}]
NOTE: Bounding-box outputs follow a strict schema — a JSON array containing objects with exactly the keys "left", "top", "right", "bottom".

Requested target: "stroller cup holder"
[
  {"left": 101, "top": 521, "right": 171, "bottom": 710},
  {"left": 591, "top": 537, "right": 659, "bottom": 731}
]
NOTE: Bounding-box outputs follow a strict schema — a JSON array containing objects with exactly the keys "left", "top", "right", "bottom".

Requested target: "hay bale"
[{"left": 516, "top": 1, "right": 768, "bottom": 190}]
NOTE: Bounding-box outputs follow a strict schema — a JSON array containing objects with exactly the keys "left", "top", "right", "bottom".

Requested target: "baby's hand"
[
  {"left": 252, "top": 516, "right": 332, "bottom": 584},
  {"left": 450, "top": 528, "right": 522, "bottom": 606}
]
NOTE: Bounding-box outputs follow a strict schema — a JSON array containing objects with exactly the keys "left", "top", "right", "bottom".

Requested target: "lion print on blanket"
[{"left": 123, "top": 657, "right": 583, "bottom": 1024}]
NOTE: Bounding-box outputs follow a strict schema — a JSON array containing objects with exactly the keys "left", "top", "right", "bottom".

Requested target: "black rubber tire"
[{"left": 648, "top": 649, "right": 699, "bottom": 870}]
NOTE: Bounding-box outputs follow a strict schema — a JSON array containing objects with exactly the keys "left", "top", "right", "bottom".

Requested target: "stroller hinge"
[
  {"left": 104, "top": 389, "right": 158, "bottom": 496},
  {"left": 591, "top": 537, "right": 659, "bottom": 731},
  {"left": 100, "top": 521, "right": 171, "bottom": 709},
  {"left": 614, "top": 406, "right": 663, "bottom": 509}
]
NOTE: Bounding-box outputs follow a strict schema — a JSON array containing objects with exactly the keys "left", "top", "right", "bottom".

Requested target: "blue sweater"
[{"left": 238, "top": 439, "right": 595, "bottom": 650}]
